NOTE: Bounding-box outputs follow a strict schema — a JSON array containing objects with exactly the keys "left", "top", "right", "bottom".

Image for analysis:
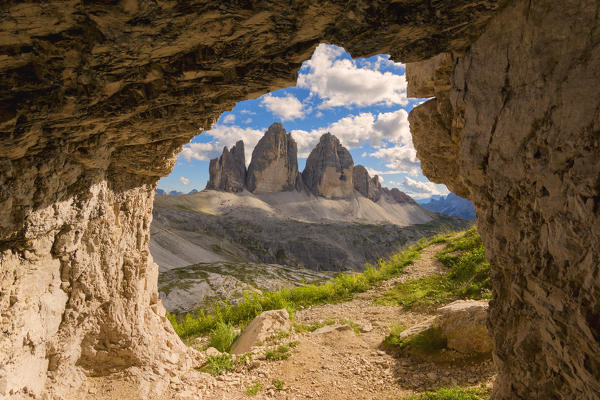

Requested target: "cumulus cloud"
[
  {"left": 180, "top": 125, "right": 264, "bottom": 165},
  {"left": 297, "top": 44, "right": 407, "bottom": 108},
  {"left": 396, "top": 177, "right": 449, "bottom": 199},
  {"left": 179, "top": 176, "right": 190, "bottom": 185},
  {"left": 290, "top": 109, "right": 412, "bottom": 158},
  {"left": 368, "top": 144, "right": 421, "bottom": 176},
  {"left": 222, "top": 114, "right": 235, "bottom": 124},
  {"left": 261, "top": 93, "right": 306, "bottom": 121}
]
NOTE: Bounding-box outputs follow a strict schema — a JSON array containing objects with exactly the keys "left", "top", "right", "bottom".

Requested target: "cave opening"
[{"left": 1, "top": 1, "right": 598, "bottom": 398}]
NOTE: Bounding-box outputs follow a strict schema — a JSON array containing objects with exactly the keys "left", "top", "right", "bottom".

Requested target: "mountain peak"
[{"left": 302, "top": 132, "right": 354, "bottom": 198}]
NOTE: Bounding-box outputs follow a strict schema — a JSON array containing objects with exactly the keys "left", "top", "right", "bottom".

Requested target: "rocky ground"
[{"left": 85, "top": 241, "right": 494, "bottom": 400}]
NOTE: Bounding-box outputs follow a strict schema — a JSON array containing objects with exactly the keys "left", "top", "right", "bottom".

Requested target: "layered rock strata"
[
  {"left": 246, "top": 123, "right": 301, "bottom": 193},
  {"left": 2, "top": 0, "right": 597, "bottom": 399},
  {"left": 407, "top": 0, "right": 600, "bottom": 398},
  {"left": 303, "top": 133, "right": 354, "bottom": 198},
  {"left": 206, "top": 141, "right": 246, "bottom": 192},
  {"left": 353, "top": 165, "right": 382, "bottom": 202}
]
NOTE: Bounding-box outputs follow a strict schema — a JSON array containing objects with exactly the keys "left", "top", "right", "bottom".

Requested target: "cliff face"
[
  {"left": 407, "top": 0, "right": 600, "bottom": 398},
  {"left": 246, "top": 123, "right": 300, "bottom": 193},
  {"left": 353, "top": 165, "right": 382, "bottom": 202},
  {"left": 303, "top": 133, "right": 354, "bottom": 198},
  {"left": 206, "top": 141, "right": 246, "bottom": 192},
  {"left": 1, "top": 0, "right": 597, "bottom": 399}
]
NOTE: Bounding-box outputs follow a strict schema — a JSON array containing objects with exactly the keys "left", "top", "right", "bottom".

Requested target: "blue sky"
[{"left": 158, "top": 44, "right": 449, "bottom": 200}]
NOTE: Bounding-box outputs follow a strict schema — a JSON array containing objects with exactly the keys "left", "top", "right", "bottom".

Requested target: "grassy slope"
[
  {"left": 379, "top": 227, "right": 491, "bottom": 311},
  {"left": 167, "top": 232, "right": 455, "bottom": 339}
]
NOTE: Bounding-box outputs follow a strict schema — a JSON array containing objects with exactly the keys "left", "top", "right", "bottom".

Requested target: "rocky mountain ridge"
[
  {"left": 206, "top": 122, "right": 416, "bottom": 206},
  {"left": 421, "top": 193, "right": 476, "bottom": 220}
]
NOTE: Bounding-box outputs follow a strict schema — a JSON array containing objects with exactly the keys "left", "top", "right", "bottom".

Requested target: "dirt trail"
[
  {"left": 87, "top": 243, "right": 494, "bottom": 400},
  {"left": 194, "top": 243, "right": 494, "bottom": 400}
]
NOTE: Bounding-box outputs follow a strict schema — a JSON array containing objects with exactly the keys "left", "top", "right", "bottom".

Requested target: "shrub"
[
  {"left": 265, "top": 345, "right": 291, "bottom": 361},
  {"left": 208, "top": 322, "right": 238, "bottom": 353},
  {"left": 200, "top": 354, "right": 234, "bottom": 376},
  {"left": 273, "top": 379, "right": 285, "bottom": 391},
  {"left": 245, "top": 381, "right": 262, "bottom": 396}
]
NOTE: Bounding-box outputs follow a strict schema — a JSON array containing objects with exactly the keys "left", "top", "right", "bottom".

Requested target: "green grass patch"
[
  {"left": 273, "top": 379, "right": 285, "bottom": 391},
  {"left": 383, "top": 322, "right": 406, "bottom": 347},
  {"left": 245, "top": 381, "right": 262, "bottom": 396},
  {"left": 339, "top": 319, "right": 361, "bottom": 334},
  {"left": 404, "top": 386, "right": 490, "bottom": 400},
  {"left": 265, "top": 344, "right": 291, "bottom": 361},
  {"left": 380, "top": 227, "right": 490, "bottom": 310},
  {"left": 199, "top": 354, "right": 234, "bottom": 376},
  {"left": 168, "top": 234, "right": 452, "bottom": 339},
  {"left": 208, "top": 322, "right": 238, "bottom": 353},
  {"left": 292, "top": 319, "right": 335, "bottom": 333}
]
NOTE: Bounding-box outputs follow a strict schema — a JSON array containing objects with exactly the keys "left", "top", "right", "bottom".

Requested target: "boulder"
[
  {"left": 206, "top": 140, "right": 246, "bottom": 192},
  {"left": 246, "top": 123, "right": 301, "bottom": 193},
  {"left": 230, "top": 309, "right": 291, "bottom": 354},
  {"left": 302, "top": 133, "right": 354, "bottom": 198},
  {"left": 396, "top": 300, "right": 492, "bottom": 357},
  {"left": 435, "top": 300, "right": 492, "bottom": 355}
]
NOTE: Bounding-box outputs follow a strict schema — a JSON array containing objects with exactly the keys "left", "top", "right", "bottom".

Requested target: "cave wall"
[
  {"left": 1, "top": 0, "right": 598, "bottom": 398},
  {"left": 408, "top": 0, "right": 600, "bottom": 398}
]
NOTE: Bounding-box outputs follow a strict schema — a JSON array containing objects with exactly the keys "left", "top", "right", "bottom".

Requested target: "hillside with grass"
[{"left": 164, "top": 227, "right": 494, "bottom": 400}]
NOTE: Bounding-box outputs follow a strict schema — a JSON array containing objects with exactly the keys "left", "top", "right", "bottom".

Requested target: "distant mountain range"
[
  {"left": 155, "top": 188, "right": 198, "bottom": 196},
  {"left": 420, "top": 193, "right": 476, "bottom": 220}
]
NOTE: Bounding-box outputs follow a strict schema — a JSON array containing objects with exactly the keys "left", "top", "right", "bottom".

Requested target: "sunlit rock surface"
[
  {"left": 303, "top": 133, "right": 354, "bottom": 199},
  {"left": 246, "top": 123, "right": 301, "bottom": 193},
  {"left": 2, "top": 0, "right": 598, "bottom": 399}
]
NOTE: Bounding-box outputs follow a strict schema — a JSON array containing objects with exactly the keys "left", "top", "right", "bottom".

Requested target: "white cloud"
[
  {"left": 368, "top": 144, "right": 421, "bottom": 176},
  {"left": 179, "top": 176, "right": 190, "bottom": 185},
  {"left": 397, "top": 177, "right": 449, "bottom": 199},
  {"left": 261, "top": 93, "right": 306, "bottom": 121},
  {"left": 180, "top": 125, "right": 264, "bottom": 166},
  {"left": 222, "top": 114, "right": 235, "bottom": 124},
  {"left": 365, "top": 167, "right": 406, "bottom": 176},
  {"left": 297, "top": 44, "right": 407, "bottom": 108},
  {"left": 291, "top": 109, "right": 412, "bottom": 158},
  {"left": 244, "top": 118, "right": 253, "bottom": 124},
  {"left": 240, "top": 109, "right": 256, "bottom": 115}
]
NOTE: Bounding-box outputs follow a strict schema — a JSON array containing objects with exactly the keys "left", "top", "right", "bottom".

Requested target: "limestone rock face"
[
  {"left": 206, "top": 141, "right": 246, "bottom": 192},
  {"left": 303, "top": 133, "right": 354, "bottom": 198},
  {"left": 230, "top": 309, "right": 291, "bottom": 354},
  {"left": 407, "top": 0, "right": 600, "bottom": 397},
  {"left": 246, "top": 123, "right": 300, "bottom": 194},
  {"left": 1, "top": 0, "right": 596, "bottom": 399},
  {"left": 353, "top": 165, "right": 382, "bottom": 202},
  {"left": 381, "top": 188, "right": 418, "bottom": 205}
]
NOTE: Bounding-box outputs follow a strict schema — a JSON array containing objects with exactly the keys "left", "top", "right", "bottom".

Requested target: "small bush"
[
  {"left": 273, "top": 379, "right": 285, "bottom": 391},
  {"left": 208, "top": 322, "right": 238, "bottom": 353},
  {"left": 383, "top": 322, "right": 406, "bottom": 347},
  {"left": 245, "top": 381, "right": 262, "bottom": 396},
  {"left": 265, "top": 345, "right": 291, "bottom": 361},
  {"left": 200, "top": 354, "right": 234, "bottom": 376},
  {"left": 405, "top": 386, "right": 490, "bottom": 400}
]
